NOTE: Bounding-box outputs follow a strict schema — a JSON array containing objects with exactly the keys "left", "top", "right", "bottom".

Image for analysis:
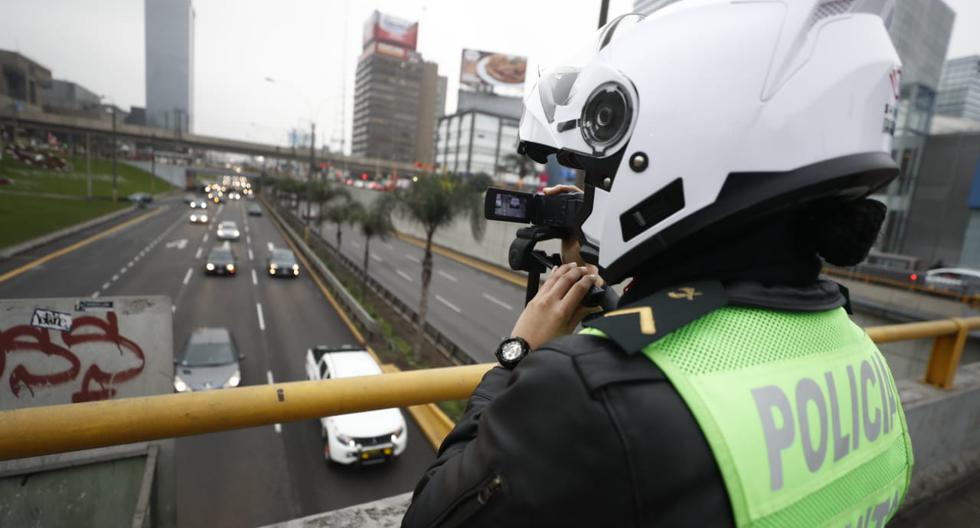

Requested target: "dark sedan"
[
  {"left": 173, "top": 327, "right": 243, "bottom": 392},
  {"left": 267, "top": 248, "right": 300, "bottom": 278},
  {"left": 205, "top": 245, "right": 237, "bottom": 276}
]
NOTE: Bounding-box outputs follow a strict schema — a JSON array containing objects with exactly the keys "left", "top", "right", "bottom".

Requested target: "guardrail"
[
  {"left": 272, "top": 198, "right": 475, "bottom": 365},
  {"left": 2, "top": 315, "right": 980, "bottom": 461},
  {"left": 824, "top": 266, "right": 980, "bottom": 307},
  {"left": 263, "top": 197, "right": 379, "bottom": 339}
]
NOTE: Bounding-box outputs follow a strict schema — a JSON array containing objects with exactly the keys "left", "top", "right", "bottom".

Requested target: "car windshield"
[
  {"left": 272, "top": 250, "right": 296, "bottom": 264},
  {"left": 180, "top": 340, "right": 236, "bottom": 366},
  {"left": 209, "top": 249, "right": 232, "bottom": 261},
  {"left": 220, "top": 222, "right": 236, "bottom": 229}
]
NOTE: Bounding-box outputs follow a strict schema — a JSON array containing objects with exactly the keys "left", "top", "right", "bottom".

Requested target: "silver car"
[
  {"left": 216, "top": 221, "right": 241, "bottom": 241},
  {"left": 173, "top": 328, "right": 243, "bottom": 392}
]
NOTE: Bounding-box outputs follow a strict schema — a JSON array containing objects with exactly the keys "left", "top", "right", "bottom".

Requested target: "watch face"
[{"left": 501, "top": 340, "right": 525, "bottom": 362}]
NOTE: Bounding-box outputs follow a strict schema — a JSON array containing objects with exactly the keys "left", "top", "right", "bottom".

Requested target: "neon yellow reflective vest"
[{"left": 584, "top": 305, "right": 913, "bottom": 527}]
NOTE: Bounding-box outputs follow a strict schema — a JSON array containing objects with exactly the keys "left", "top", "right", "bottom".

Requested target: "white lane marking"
[
  {"left": 379, "top": 242, "right": 393, "bottom": 250},
  {"left": 256, "top": 303, "right": 266, "bottom": 331},
  {"left": 182, "top": 268, "right": 193, "bottom": 286},
  {"left": 244, "top": 225, "right": 250, "bottom": 233},
  {"left": 195, "top": 247, "right": 203, "bottom": 259},
  {"left": 396, "top": 269, "right": 413, "bottom": 282},
  {"left": 438, "top": 270, "right": 458, "bottom": 282},
  {"left": 267, "top": 370, "right": 282, "bottom": 433},
  {"left": 91, "top": 291, "right": 100, "bottom": 298},
  {"left": 111, "top": 274, "right": 119, "bottom": 282},
  {"left": 251, "top": 269, "right": 258, "bottom": 285},
  {"left": 436, "top": 294, "right": 462, "bottom": 313},
  {"left": 202, "top": 233, "right": 209, "bottom": 243},
  {"left": 119, "top": 266, "right": 127, "bottom": 275},
  {"left": 370, "top": 253, "right": 382, "bottom": 263},
  {"left": 482, "top": 293, "right": 514, "bottom": 311},
  {"left": 246, "top": 235, "right": 251, "bottom": 245},
  {"left": 351, "top": 241, "right": 361, "bottom": 249},
  {"left": 218, "top": 204, "right": 224, "bottom": 214},
  {"left": 128, "top": 259, "right": 135, "bottom": 267},
  {"left": 172, "top": 305, "right": 176, "bottom": 313},
  {"left": 267, "top": 242, "right": 274, "bottom": 252},
  {"left": 248, "top": 249, "right": 254, "bottom": 261},
  {"left": 405, "top": 254, "right": 421, "bottom": 264},
  {"left": 101, "top": 282, "right": 110, "bottom": 291}
]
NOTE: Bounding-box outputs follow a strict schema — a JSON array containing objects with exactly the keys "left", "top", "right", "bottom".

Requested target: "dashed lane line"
[
  {"left": 111, "top": 274, "right": 119, "bottom": 282},
  {"left": 435, "top": 294, "right": 462, "bottom": 313},
  {"left": 246, "top": 235, "right": 251, "bottom": 245},
  {"left": 482, "top": 292, "right": 514, "bottom": 311},
  {"left": 438, "top": 270, "right": 458, "bottom": 282},
  {"left": 396, "top": 269, "right": 413, "bottom": 282},
  {"left": 202, "top": 233, "right": 209, "bottom": 243},
  {"left": 251, "top": 269, "right": 258, "bottom": 286},
  {"left": 370, "top": 253, "right": 382, "bottom": 263},
  {"left": 101, "top": 282, "right": 110, "bottom": 291},
  {"left": 351, "top": 241, "right": 361, "bottom": 249},
  {"left": 256, "top": 302, "right": 266, "bottom": 331},
  {"left": 91, "top": 291, "right": 100, "bottom": 298},
  {"left": 182, "top": 268, "right": 193, "bottom": 286},
  {"left": 195, "top": 247, "right": 203, "bottom": 259},
  {"left": 248, "top": 249, "right": 254, "bottom": 261},
  {"left": 405, "top": 254, "right": 421, "bottom": 264}
]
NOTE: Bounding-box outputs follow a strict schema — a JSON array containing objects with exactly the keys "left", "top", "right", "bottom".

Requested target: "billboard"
[
  {"left": 363, "top": 10, "right": 418, "bottom": 51},
  {"left": 460, "top": 49, "right": 527, "bottom": 91}
]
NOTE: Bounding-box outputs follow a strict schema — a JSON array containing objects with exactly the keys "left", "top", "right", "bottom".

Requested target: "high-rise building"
[
  {"left": 936, "top": 55, "right": 980, "bottom": 123},
  {"left": 875, "top": 0, "right": 955, "bottom": 253},
  {"left": 436, "top": 109, "right": 520, "bottom": 178},
  {"left": 351, "top": 11, "right": 441, "bottom": 166},
  {"left": 145, "top": 0, "right": 195, "bottom": 133}
]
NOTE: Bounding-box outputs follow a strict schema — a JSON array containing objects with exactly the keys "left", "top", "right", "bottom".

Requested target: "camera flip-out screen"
[{"left": 485, "top": 188, "right": 532, "bottom": 223}]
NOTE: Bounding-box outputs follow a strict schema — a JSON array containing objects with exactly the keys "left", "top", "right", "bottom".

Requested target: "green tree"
[
  {"left": 355, "top": 197, "right": 395, "bottom": 297},
  {"left": 498, "top": 152, "right": 537, "bottom": 181},
  {"left": 323, "top": 195, "right": 361, "bottom": 250},
  {"left": 392, "top": 173, "right": 489, "bottom": 359},
  {"left": 310, "top": 182, "right": 350, "bottom": 235}
]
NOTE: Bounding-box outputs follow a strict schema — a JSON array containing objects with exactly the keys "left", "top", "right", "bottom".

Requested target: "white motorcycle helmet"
[{"left": 519, "top": 0, "right": 902, "bottom": 284}]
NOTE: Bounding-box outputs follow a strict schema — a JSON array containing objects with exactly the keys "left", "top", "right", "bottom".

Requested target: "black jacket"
[{"left": 401, "top": 281, "right": 847, "bottom": 527}]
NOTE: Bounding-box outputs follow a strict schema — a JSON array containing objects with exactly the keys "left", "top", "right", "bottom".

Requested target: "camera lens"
[{"left": 581, "top": 83, "right": 631, "bottom": 150}]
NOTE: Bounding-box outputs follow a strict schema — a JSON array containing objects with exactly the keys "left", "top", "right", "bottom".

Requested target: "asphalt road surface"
[
  {"left": 0, "top": 196, "right": 436, "bottom": 527},
  {"left": 311, "top": 216, "right": 526, "bottom": 364}
]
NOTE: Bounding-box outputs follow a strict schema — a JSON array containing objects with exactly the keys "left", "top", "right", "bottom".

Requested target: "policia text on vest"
[{"left": 583, "top": 281, "right": 914, "bottom": 527}]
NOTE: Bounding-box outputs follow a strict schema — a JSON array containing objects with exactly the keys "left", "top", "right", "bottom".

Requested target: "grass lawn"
[
  {"left": 0, "top": 194, "right": 129, "bottom": 249},
  {"left": 0, "top": 155, "right": 174, "bottom": 199}
]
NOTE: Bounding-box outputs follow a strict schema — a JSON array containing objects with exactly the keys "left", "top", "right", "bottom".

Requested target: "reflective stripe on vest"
[{"left": 583, "top": 306, "right": 914, "bottom": 527}]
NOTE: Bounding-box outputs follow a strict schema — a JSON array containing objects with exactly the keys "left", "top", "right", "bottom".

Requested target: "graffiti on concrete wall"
[{"left": 0, "top": 311, "right": 146, "bottom": 403}]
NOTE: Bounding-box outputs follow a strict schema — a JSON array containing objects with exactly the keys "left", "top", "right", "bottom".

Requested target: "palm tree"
[
  {"left": 323, "top": 196, "right": 362, "bottom": 250},
  {"left": 355, "top": 197, "right": 394, "bottom": 297},
  {"left": 310, "top": 182, "right": 350, "bottom": 235},
  {"left": 498, "top": 152, "right": 537, "bottom": 181},
  {"left": 392, "top": 173, "right": 489, "bottom": 359}
]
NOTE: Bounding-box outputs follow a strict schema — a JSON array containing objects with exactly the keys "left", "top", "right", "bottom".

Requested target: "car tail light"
[{"left": 909, "top": 273, "right": 918, "bottom": 282}]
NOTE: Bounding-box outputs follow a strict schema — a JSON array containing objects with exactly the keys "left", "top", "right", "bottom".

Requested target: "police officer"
[{"left": 403, "top": 1, "right": 912, "bottom": 526}]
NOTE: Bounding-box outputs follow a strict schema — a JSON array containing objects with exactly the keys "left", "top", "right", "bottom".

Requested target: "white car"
[
  {"left": 305, "top": 346, "right": 407, "bottom": 465},
  {"left": 923, "top": 268, "right": 980, "bottom": 294},
  {"left": 216, "top": 221, "right": 240, "bottom": 241}
]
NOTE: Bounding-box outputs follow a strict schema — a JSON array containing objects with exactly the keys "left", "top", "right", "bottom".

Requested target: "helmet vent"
[
  {"left": 809, "top": 0, "right": 855, "bottom": 27},
  {"left": 619, "top": 179, "right": 685, "bottom": 242}
]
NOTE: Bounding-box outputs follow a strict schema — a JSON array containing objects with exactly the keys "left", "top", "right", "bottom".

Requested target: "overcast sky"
[{"left": 1, "top": 0, "right": 978, "bottom": 152}]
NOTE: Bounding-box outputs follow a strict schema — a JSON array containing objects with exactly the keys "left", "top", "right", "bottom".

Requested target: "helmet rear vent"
[
  {"left": 620, "top": 179, "right": 685, "bottom": 242},
  {"left": 809, "top": 0, "right": 855, "bottom": 27}
]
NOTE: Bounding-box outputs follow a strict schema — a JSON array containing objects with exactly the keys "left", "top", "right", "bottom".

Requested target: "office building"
[
  {"left": 0, "top": 50, "right": 51, "bottom": 112},
  {"left": 900, "top": 129, "right": 980, "bottom": 268},
  {"left": 145, "top": 0, "right": 195, "bottom": 133},
  {"left": 351, "top": 11, "right": 443, "bottom": 166},
  {"left": 41, "top": 79, "right": 101, "bottom": 117},
  {"left": 875, "top": 0, "right": 955, "bottom": 252},
  {"left": 936, "top": 55, "right": 980, "bottom": 123},
  {"left": 436, "top": 109, "right": 519, "bottom": 178}
]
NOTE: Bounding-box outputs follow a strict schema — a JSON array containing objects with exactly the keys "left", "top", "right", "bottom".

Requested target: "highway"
[
  {"left": 0, "top": 196, "right": 435, "bottom": 527},
  {"left": 312, "top": 216, "right": 526, "bottom": 364}
]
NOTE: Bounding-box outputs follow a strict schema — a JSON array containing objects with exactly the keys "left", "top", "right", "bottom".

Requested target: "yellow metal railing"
[{"left": 2, "top": 316, "right": 980, "bottom": 462}]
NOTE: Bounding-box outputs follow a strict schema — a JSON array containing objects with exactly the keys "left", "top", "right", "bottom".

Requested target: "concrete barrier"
[{"left": 262, "top": 363, "right": 980, "bottom": 526}]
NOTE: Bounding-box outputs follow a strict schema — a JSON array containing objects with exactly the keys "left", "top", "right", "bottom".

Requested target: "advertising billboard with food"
[
  {"left": 460, "top": 49, "right": 527, "bottom": 92},
  {"left": 363, "top": 10, "right": 418, "bottom": 51}
]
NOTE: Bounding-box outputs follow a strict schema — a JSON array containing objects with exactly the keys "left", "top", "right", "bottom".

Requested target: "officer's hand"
[
  {"left": 511, "top": 263, "right": 599, "bottom": 350},
  {"left": 542, "top": 184, "right": 586, "bottom": 266}
]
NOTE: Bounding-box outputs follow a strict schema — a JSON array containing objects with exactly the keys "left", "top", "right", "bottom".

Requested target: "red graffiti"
[{"left": 0, "top": 312, "right": 146, "bottom": 403}]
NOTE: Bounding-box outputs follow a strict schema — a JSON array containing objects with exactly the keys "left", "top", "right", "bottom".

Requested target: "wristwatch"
[{"left": 496, "top": 336, "right": 530, "bottom": 370}]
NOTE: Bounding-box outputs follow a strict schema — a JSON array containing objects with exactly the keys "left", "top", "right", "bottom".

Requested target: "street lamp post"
[{"left": 111, "top": 105, "right": 118, "bottom": 203}]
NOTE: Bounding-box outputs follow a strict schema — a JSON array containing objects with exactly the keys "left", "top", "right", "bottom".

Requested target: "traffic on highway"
[{"left": 0, "top": 180, "right": 436, "bottom": 527}]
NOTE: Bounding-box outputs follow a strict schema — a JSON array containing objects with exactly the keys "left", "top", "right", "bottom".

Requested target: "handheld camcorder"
[
  {"left": 484, "top": 188, "right": 584, "bottom": 232},
  {"left": 484, "top": 187, "right": 615, "bottom": 310}
]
